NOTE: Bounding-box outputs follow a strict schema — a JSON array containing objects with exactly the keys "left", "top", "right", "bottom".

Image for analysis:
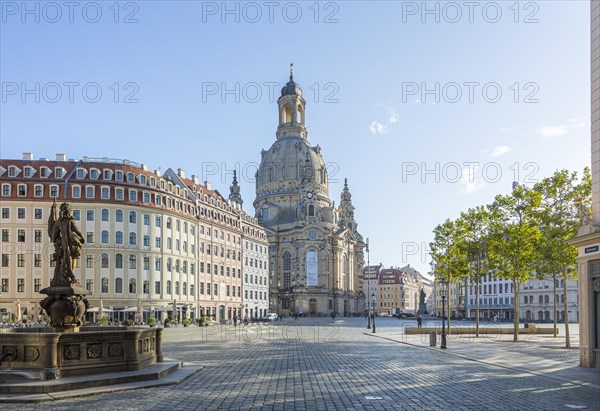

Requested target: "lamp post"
[
  {"left": 366, "top": 238, "right": 371, "bottom": 329},
  {"left": 371, "top": 292, "right": 376, "bottom": 333},
  {"left": 440, "top": 279, "right": 447, "bottom": 349}
]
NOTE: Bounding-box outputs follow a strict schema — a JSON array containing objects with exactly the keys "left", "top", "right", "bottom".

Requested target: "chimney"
[
  {"left": 155, "top": 168, "right": 162, "bottom": 177},
  {"left": 22, "top": 152, "right": 33, "bottom": 160},
  {"left": 55, "top": 153, "right": 67, "bottom": 161},
  {"left": 192, "top": 174, "right": 200, "bottom": 184},
  {"left": 204, "top": 181, "right": 212, "bottom": 190},
  {"left": 178, "top": 168, "right": 186, "bottom": 179}
]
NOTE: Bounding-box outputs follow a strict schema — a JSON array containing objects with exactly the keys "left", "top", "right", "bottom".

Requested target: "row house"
[{"left": 0, "top": 153, "right": 268, "bottom": 323}]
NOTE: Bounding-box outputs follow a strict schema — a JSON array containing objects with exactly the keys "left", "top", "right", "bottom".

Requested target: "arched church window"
[
  {"left": 308, "top": 204, "right": 315, "bottom": 217},
  {"left": 343, "top": 253, "right": 349, "bottom": 289},
  {"left": 297, "top": 105, "right": 303, "bottom": 124},
  {"left": 269, "top": 167, "right": 275, "bottom": 182},
  {"left": 283, "top": 251, "right": 291, "bottom": 271}
]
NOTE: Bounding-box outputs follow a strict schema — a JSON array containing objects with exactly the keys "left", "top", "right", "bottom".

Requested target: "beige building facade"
[
  {"left": 0, "top": 155, "right": 267, "bottom": 324},
  {"left": 568, "top": 0, "right": 600, "bottom": 368}
]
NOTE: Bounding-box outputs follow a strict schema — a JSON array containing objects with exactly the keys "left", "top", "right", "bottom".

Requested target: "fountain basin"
[{"left": 0, "top": 326, "right": 163, "bottom": 391}]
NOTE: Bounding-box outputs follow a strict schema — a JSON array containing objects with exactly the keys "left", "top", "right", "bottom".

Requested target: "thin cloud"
[
  {"left": 538, "top": 125, "right": 568, "bottom": 138},
  {"left": 369, "top": 121, "right": 389, "bottom": 135},
  {"left": 376, "top": 103, "right": 401, "bottom": 124},
  {"left": 459, "top": 166, "right": 485, "bottom": 195},
  {"left": 569, "top": 118, "right": 586, "bottom": 128},
  {"left": 491, "top": 145, "right": 511, "bottom": 157}
]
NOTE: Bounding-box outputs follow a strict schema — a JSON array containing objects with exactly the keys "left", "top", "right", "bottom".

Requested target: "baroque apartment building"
[
  {"left": 520, "top": 277, "right": 579, "bottom": 323},
  {"left": 433, "top": 280, "right": 466, "bottom": 320},
  {"left": 363, "top": 264, "right": 432, "bottom": 315},
  {"left": 0, "top": 154, "right": 268, "bottom": 323},
  {"left": 240, "top": 210, "right": 270, "bottom": 318},
  {"left": 465, "top": 274, "right": 515, "bottom": 320}
]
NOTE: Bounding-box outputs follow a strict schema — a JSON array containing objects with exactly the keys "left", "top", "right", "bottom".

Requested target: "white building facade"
[{"left": 520, "top": 277, "right": 579, "bottom": 323}]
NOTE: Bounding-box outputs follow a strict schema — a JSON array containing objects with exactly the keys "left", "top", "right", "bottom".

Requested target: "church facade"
[{"left": 254, "top": 68, "right": 366, "bottom": 316}]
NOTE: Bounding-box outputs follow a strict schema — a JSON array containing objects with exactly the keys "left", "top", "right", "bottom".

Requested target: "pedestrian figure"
[
  {"left": 233, "top": 313, "right": 238, "bottom": 327},
  {"left": 294, "top": 312, "right": 298, "bottom": 320},
  {"left": 417, "top": 315, "right": 423, "bottom": 328},
  {"left": 243, "top": 314, "right": 249, "bottom": 326},
  {"left": 331, "top": 312, "right": 336, "bottom": 323}
]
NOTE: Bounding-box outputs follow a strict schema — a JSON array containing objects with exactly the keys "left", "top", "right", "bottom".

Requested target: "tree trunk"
[
  {"left": 563, "top": 271, "right": 571, "bottom": 348},
  {"left": 513, "top": 279, "right": 519, "bottom": 342},
  {"left": 475, "top": 279, "right": 480, "bottom": 338},
  {"left": 553, "top": 274, "right": 557, "bottom": 338}
]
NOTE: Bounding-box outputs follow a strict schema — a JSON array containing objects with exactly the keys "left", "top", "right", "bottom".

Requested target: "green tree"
[
  {"left": 533, "top": 168, "right": 591, "bottom": 347},
  {"left": 456, "top": 206, "right": 492, "bottom": 338},
  {"left": 487, "top": 183, "right": 542, "bottom": 342},
  {"left": 430, "top": 218, "right": 469, "bottom": 334}
]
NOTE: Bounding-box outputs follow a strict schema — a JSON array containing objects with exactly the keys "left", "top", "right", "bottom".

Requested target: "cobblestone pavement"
[{"left": 3, "top": 318, "right": 599, "bottom": 411}]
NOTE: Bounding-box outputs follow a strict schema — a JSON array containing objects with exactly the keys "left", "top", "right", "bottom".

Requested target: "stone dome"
[
  {"left": 256, "top": 137, "right": 328, "bottom": 198},
  {"left": 281, "top": 78, "right": 302, "bottom": 97}
]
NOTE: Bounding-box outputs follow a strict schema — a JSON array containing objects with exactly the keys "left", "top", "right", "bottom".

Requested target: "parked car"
[{"left": 265, "top": 313, "right": 279, "bottom": 321}]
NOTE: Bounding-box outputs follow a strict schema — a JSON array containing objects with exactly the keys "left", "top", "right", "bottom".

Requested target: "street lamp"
[
  {"left": 366, "top": 238, "right": 371, "bottom": 329},
  {"left": 371, "top": 292, "right": 376, "bottom": 333},
  {"left": 440, "top": 279, "right": 447, "bottom": 349}
]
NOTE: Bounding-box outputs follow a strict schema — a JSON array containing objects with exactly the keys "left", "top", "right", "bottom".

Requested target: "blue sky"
[{"left": 1, "top": 1, "right": 591, "bottom": 274}]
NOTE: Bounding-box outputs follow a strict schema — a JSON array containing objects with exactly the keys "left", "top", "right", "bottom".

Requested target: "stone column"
[
  {"left": 155, "top": 327, "right": 163, "bottom": 362},
  {"left": 40, "top": 333, "right": 61, "bottom": 380}
]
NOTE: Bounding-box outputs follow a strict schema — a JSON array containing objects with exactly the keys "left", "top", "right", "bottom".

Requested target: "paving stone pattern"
[{"left": 2, "top": 319, "right": 598, "bottom": 411}]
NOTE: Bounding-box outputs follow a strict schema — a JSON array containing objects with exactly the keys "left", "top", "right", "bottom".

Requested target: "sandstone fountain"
[{"left": 0, "top": 201, "right": 171, "bottom": 398}]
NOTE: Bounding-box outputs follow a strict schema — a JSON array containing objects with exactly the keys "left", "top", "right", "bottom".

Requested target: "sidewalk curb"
[{"left": 363, "top": 332, "right": 600, "bottom": 391}]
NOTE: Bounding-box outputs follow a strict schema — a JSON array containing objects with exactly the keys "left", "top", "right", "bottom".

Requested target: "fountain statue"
[{"left": 39, "top": 200, "right": 90, "bottom": 331}]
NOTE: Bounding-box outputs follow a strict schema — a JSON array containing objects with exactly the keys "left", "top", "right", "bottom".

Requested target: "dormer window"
[
  {"left": 103, "top": 169, "right": 113, "bottom": 180},
  {"left": 115, "top": 170, "right": 123, "bottom": 181},
  {"left": 90, "top": 168, "right": 100, "bottom": 179},
  {"left": 8, "top": 166, "right": 20, "bottom": 177},
  {"left": 24, "top": 166, "right": 35, "bottom": 178},
  {"left": 55, "top": 167, "right": 65, "bottom": 178},
  {"left": 126, "top": 172, "right": 135, "bottom": 183},
  {"left": 138, "top": 174, "right": 146, "bottom": 185},
  {"left": 40, "top": 166, "right": 50, "bottom": 178},
  {"left": 76, "top": 168, "right": 87, "bottom": 179}
]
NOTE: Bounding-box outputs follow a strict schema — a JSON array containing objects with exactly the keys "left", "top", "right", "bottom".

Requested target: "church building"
[{"left": 254, "top": 67, "right": 366, "bottom": 316}]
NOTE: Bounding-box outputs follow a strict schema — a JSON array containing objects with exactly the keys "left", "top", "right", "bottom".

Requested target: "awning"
[{"left": 87, "top": 307, "right": 114, "bottom": 313}]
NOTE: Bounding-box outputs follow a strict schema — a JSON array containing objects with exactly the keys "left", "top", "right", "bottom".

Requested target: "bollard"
[{"left": 430, "top": 331, "right": 437, "bottom": 346}]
